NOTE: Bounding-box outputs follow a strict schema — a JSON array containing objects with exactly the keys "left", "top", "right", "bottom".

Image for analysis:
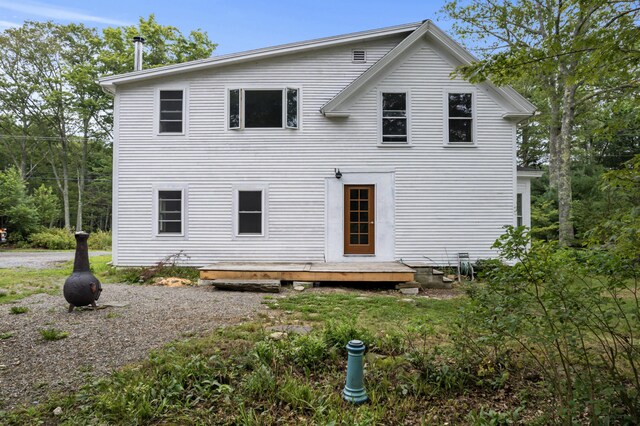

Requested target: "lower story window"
[
  {"left": 516, "top": 193, "right": 523, "bottom": 227},
  {"left": 159, "top": 190, "right": 182, "bottom": 233},
  {"left": 238, "top": 190, "right": 262, "bottom": 234}
]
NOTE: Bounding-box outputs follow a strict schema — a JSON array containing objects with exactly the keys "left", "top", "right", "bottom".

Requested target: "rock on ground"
[{"left": 0, "top": 283, "right": 265, "bottom": 410}]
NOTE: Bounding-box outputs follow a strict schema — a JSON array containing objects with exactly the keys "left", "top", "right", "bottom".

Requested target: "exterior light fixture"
[{"left": 335, "top": 168, "right": 342, "bottom": 179}]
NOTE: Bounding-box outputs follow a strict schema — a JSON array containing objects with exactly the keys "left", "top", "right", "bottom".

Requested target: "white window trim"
[
  {"left": 225, "top": 86, "right": 302, "bottom": 131},
  {"left": 152, "top": 184, "right": 188, "bottom": 238},
  {"left": 154, "top": 85, "right": 188, "bottom": 137},
  {"left": 232, "top": 184, "right": 268, "bottom": 239},
  {"left": 443, "top": 89, "right": 477, "bottom": 147},
  {"left": 377, "top": 89, "right": 411, "bottom": 147}
]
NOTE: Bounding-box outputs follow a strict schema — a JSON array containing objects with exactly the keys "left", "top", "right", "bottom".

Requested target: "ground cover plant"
[
  {"left": 0, "top": 255, "right": 112, "bottom": 304},
  {"left": 0, "top": 290, "right": 552, "bottom": 425},
  {"left": 39, "top": 328, "right": 69, "bottom": 341}
]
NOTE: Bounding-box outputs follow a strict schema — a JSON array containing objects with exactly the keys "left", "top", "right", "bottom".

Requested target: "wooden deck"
[{"left": 199, "top": 262, "right": 415, "bottom": 283}]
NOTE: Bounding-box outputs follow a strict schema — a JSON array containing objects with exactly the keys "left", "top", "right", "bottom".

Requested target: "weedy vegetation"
[
  {"left": 39, "top": 328, "right": 69, "bottom": 341},
  {"left": 9, "top": 306, "right": 28, "bottom": 314}
]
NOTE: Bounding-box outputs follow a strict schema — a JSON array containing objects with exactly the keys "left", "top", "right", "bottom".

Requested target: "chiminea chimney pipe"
[{"left": 133, "top": 36, "right": 145, "bottom": 71}]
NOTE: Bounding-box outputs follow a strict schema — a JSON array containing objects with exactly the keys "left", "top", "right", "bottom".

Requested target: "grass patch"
[
  {"left": 9, "top": 306, "right": 28, "bottom": 314},
  {"left": 0, "top": 292, "right": 548, "bottom": 425},
  {"left": 0, "top": 255, "right": 114, "bottom": 304},
  {"left": 0, "top": 332, "right": 13, "bottom": 339},
  {"left": 39, "top": 328, "right": 69, "bottom": 341}
]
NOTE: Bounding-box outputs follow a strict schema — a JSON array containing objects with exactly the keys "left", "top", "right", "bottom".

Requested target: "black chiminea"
[{"left": 63, "top": 232, "right": 102, "bottom": 312}]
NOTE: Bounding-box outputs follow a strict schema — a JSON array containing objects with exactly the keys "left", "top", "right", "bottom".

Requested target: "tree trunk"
[
  {"left": 557, "top": 84, "right": 577, "bottom": 245},
  {"left": 61, "top": 136, "right": 71, "bottom": 230},
  {"left": 76, "top": 129, "right": 88, "bottom": 231},
  {"left": 548, "top": 84, "right": 562, "bottom": 189}
]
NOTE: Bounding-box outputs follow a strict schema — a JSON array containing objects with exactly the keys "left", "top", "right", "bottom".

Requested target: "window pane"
[
  {"left": 448, "top": 93, "right": 472, "bottom": 117},
  {"left": 245, "top": 90, "right": 282, "bottom": 128},
  {"left": 350, "top": 234, "right": 358, "bottom": 244},
  {"left": 160, "top": 121, "right": 182, "bottom": 133},
  {"left": 160, "top": 90, "right": 183, "bottom": 100},
  {"left": 359, "top": 189, "right": 368, "bottom": 200},
  {"left": 382, "top": 93, "right": 406, "bottom": 111},
  {"left": 350, "top": 212, "right": 358, "bottom": 222},
  {"left": 239, "top": 212, "right": 262, "bottom": 234},
  {"left": 350, "top": 189, "right": 358, "bottom": 199},
  {"left": 383, "top": 118, "right": 407, "bottom": 136},
  {"left": 239, "top": 191, "right": 262, "bottom": 212},
  {"left": 360, "top": 234, "right": 368, "bottom": 245},
  {"left": 350, "top": 201, "right": 358, "bottom": 211},
  {"left": 229, "top": 89, "right": 240, "bottom": 128},
  {"left": 360, "top": 201, "right": 368, "bottom": 210},
  {"left": 350, "top": 224, "right": 358, "bottom": 234},
  {"left": 160, "top": 212, "right": 181, "bottom": 221},
  {"left": 159, "top": 191, "right": 181, "bottom": 199},
  {"left": 449, "top": 119, "right": 473, "bottom": 143},
  {"left": 160, "top": 100, "right": 183, "bottom": 112},
  {"left": 360, "top": 212, "right": 368, "bottom": 222},
  {"left": 359, "top": 223, "right": 368, "bottom": 233},
  {"left": 286, "top": 88, "right": 298, "bottom": 128},
  {"left": 160, "top": 221, "right": 181, "bottom": 233}
]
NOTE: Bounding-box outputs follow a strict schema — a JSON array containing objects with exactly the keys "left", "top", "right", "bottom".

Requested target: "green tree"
[
  {"left": 442, "top": 0, "right": 640, "bottom": 245},
  {"left": 32, "top": 184, "right": 60, "bottom": 227},
  {"left": 0, "top": 167, "right": 39, "bottom": 239}
]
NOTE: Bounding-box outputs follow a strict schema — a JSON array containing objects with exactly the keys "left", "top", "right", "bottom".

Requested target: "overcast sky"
[{"left": 0, "top": 0, "right": 455, "bottom": 55}]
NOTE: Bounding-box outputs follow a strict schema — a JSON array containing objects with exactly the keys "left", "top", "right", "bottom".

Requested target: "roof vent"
[{"left": 352, "top": 50, "right": 366, "bottom": 63}]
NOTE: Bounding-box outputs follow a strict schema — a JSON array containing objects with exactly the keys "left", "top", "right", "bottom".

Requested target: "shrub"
[
  {"left": 28, "top": 228, "right": 75, "bottom": 249},
  {"left": 322, "top": 319, "right": 375, "bottom": 353},
  {"left": 458, "top": 226, "right": 640, "bottom": 423},
  {"left": 27, "top": 228, "right": 111, "bottom": 250}
]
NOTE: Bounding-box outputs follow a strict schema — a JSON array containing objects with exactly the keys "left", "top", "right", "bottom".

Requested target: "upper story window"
[
  {"left": 229, "top": 88, "right": 298, "bottom": 130},
  {"left": 448, "top": 93, "right": 473, "bottom": 143},
  {"left": 159, "top": 90, "right": 184, "bottom": 133},
  {"left": 381, "top": 92, "right": 407, "bottom": 143}
]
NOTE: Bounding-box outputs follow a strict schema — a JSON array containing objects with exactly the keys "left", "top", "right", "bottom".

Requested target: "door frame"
[
  {"left": 324, "top": 169, "right": 395, "bottom": 262},
  {"left": 343, "top": 184, "right": 375, "bottom": 255}
]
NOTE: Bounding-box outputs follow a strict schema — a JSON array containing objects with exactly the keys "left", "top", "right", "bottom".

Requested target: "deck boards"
[{"left": 199, "top": 262, "right": 415, "bottom": 282}]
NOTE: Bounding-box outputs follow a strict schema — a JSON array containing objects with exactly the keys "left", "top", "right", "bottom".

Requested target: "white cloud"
[
  {"left": 0, "top": 19, "right": 20, "bottom": 28},
  {"left": 0, "top": 1, "right": 131, "bottom": 26}
]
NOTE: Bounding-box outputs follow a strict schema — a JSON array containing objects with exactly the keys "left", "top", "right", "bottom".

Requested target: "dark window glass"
[
  {"left": 239, "top": 191, "right": 262, "bottom": 211},
  {"left": 382, "top": 92, "right": 407, "bottom": 142},
  {"left": 448, "top": 93, "right": 473, "bottom": 143},
  {"left": 158, "top": 190, "right": 182, "bottom": 234},
  {"left": 516, "top": 193, "right": 523, "bottom": 227},
  {"left": 286, "top": 88, "right": 298, "bottom": 128},
  {"left": 238, "top": 191, "right": 262, "bottom": 234},
  {"left": 448, "top": 93, "right": 472, "bottom": 117},
  {"left": 245, "top": 90, "right": 282, "bottom": 128},
  {"left": 159, "top": 90, "right": 183, "bottom": 133},
  {"left": 229, "top": 89, "right": 240, "bottom": 128},
  {"left": 448, "top": 119, "right": 472, "bottom": 143}
]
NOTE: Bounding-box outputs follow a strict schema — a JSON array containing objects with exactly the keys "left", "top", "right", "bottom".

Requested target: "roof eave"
[{"left": 97, "top": 22, "right": 421, "bottom": 88}]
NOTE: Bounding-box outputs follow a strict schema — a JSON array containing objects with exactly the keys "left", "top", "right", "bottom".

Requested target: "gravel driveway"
[
  {"left": 0, "top": 283, "right": 266, "bottom": 410},
  {"left": 0, "top": 251, "right": 111, "bottom": 269}
]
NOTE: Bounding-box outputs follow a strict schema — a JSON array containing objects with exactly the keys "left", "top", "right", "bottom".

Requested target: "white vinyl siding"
[{"left": 113, "top": 35, "right": 516, "bottom": 266}]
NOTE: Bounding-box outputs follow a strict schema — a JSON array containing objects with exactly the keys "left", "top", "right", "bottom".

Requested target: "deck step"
[
  {"left": 432, "top": 269, "right": 445, "bottom": 276},
  {"left": 211, "top": 279, "right": 281, "bottom": 293}
]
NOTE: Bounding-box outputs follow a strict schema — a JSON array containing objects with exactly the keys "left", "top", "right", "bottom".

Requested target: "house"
[{"left": 99, "top": 20, "right": 540, "bottom": 270}]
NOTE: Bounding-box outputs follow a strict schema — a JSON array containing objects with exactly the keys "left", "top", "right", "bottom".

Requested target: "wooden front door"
[{"left": 344, "top": 185, "right": 375, "bottom": 255}]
